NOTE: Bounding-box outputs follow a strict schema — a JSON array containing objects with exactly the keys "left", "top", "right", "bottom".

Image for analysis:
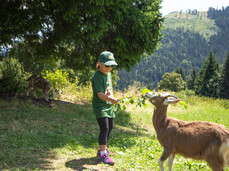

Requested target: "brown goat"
[
  {"left": 145, "top": 92, "right": 229, "bottom": 171},
  {"left": 27, "top": 74, "right": 52, "bottom": 101}
]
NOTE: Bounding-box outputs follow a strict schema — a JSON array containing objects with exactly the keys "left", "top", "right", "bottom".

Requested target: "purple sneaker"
[
  {"left": 99, "top": 153, "right": 115, "bottom": 165},
  {"left": 106, "top": 149, "right": 115, "bottom": 155}
]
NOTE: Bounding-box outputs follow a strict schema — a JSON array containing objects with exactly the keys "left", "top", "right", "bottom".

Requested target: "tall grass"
[
  {"left": 1, "top": 89, "right": 229, "bottom": 170},
  {"left": 56, "top": 82, "right": 93, "bottom": 104}
]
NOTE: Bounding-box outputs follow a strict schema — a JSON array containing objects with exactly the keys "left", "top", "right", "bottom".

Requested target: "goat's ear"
[{"left": 163, "top": 99, "right": 169, "bottom": 105}]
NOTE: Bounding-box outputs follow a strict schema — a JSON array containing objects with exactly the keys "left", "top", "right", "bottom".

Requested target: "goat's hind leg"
[
  {"left": 168, "top": 154, "right": 175, "bottom": 171},
  {"left": 159, "top": 148, "right": 173, "bottom": 171},
  {"left": 206, "top": 157, "right": 224, "bottom": 171},
  {"left": 220, "top": 141, "right": 229, "bottom": 167}
]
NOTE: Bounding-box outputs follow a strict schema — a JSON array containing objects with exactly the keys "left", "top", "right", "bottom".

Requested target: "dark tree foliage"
[
  {"left": 0, "top": 0, "right": 163, "bottom": 72},
  {"left": 208, "top": 6, "right": 229, "bottom": 64},
  {"left": 220, "top": 52, "right": 229, "bottom": 98},
  {"left": 195, "top": 51, "right": 220, "bottom": 97},
  {"left": 187, "top": 67, "right": 197, "bottom": 90},
  {"left": 175, "top": 67, "right": 185, "bottom": 80},
  {"left": 203, "top": 51, "right": 219, "bottom": 83},
  {"left": 195, "top": 61, "right": 208, "bottom": 95}
]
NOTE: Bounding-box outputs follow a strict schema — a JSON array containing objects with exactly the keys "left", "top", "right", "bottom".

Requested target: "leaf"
[
  {"left": 142, "top": 88, "right": 152, "bottom": 95},
  {"left": 130, "top": 99, "right": 135, "bottom": 104},
  {"left": 121, "top": 105, "right": 126, "bottom": 110},
  {"left": 179, "top": 101, "right": 189, "bottom": 109}
]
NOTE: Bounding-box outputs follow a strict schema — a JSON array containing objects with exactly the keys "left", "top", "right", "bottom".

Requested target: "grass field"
[
  {"left": 164, "top": 11, "right": 219, "bottom": 40},
  {"left": 1, "top": 91, "right": 229, "bottom": 170}
]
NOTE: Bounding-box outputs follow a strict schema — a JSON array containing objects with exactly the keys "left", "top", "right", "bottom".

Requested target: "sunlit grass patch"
[{"left": 1, "top": 91, "right": 229, "bottom": 170}]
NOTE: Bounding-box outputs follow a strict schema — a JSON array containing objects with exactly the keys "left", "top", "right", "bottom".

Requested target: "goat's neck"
[{"left": 153, "top": 105, "right": 168, "bottom": 132}]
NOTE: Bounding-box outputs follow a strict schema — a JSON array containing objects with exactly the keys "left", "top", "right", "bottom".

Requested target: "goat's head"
[{"left": 145, "top": 92, "right": 180, "bottom": 107}]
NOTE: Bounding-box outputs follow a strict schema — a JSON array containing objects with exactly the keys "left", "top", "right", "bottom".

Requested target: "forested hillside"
[{"left": 118, "top": 7, "right": 229, "bottom": 90}]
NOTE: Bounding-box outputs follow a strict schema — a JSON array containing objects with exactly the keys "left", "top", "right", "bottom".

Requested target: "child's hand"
[{"left": 111, "top": 98, "right": 119, "bottom": 104}]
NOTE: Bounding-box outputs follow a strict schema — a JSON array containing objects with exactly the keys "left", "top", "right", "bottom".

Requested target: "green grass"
[
  {"left": 164, "top": 11, "right": 219, "bottom": 40},
  {"left": 0, "top": 92, "right": 229, "bottom": 170}
]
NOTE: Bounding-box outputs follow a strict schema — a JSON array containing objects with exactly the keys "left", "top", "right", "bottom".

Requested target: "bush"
[
  {"left": 158, "top": 72, "right": 186, "bottom": 92},
  {"left": 42, "top": 69, "right": 71, "bottom": 90},
  {"left": 0, "top": 58, "right": 29, "bottom": 95},
  {"left": 42, "top": 69, "right": 93, "bottom": 103}
]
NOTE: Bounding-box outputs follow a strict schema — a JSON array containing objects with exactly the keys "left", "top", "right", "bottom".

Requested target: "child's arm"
[{"left": 97, "top": 92, "right": 119, "bottom": 104}]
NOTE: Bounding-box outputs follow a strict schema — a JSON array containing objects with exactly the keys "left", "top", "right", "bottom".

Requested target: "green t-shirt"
[{"left": 92, "top": 70, "right": 115, "bottom": 119}]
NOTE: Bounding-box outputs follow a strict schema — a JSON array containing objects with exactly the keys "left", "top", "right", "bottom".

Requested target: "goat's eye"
[{"left": 150, "top": 99, "right": 155, "bottom": 103}]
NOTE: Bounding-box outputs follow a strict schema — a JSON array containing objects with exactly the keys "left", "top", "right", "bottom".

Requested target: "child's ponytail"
[{"left": 96, "top": 62, "right": 100, "bottom": 69}]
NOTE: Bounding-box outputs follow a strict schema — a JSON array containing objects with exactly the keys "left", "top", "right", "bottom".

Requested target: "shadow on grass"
[
  {"left": 65, "top": 157, "right": 99, "bottom": 171},
  {"left": 0, "top": 97, "right": 151, "bottom": 170}
]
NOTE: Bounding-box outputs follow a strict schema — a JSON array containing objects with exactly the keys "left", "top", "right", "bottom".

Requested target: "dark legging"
[{"left": 97, "top": 117, "right": 114, "bottom": 145}]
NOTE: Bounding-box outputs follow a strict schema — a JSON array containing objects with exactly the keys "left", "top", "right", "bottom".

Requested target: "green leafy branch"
[
  {"left": 114, "top": 95, "right": 147, "bottom": 113},
  {"left": 114, "top": 88, "right": 188, "bottom": 114},
  {"left": 114, "top": 88, "right": 153, "bottom": 113}
]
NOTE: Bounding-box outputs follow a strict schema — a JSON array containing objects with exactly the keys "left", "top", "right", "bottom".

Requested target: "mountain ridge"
[
  {"left": 117, "top": 7, "right": 229, "bottom": 90},
  {"left": 164, "top": 11, "right": 219, "bottom": 40}
]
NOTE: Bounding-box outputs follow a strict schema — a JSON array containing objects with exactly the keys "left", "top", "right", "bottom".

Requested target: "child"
[{"left": 92, "top": 51, "right": 119, "bottom": 165}]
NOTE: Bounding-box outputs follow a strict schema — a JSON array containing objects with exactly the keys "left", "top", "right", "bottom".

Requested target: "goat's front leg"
[
  {"left": 27, "top": 89, "right": 30, "bottom": 96},
  {"left": 158, "top": 157, "right": 165, "bottom": 171},
  {"left": 32, "top": 88, "right": 37, "bottom": 98},
  {"left": 159, "top": 148, "right": 173, "bottom": 171},
  {"left": 168, "top": 154, "right": 175, "bottom": 171},
  {"left": 43, "top": 92, "right": 49, "bottom": 101},
  {"left": 27, "top": 87, "right": 32, "bottom": 96},
  {"left": 44, "top": 95, "right": 49, "bottom": 101}
]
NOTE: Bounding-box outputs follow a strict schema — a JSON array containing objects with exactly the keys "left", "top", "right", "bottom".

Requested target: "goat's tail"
[{"left": 219, "top": 140, "right": 229, "bottom": 166}]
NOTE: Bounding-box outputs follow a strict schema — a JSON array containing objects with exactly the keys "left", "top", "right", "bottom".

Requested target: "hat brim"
[{"left": 103, "top": 61, "right": 118, "bottom": 66}]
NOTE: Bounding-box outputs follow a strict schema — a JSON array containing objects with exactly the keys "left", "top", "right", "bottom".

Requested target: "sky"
[{"left": 161, "top": 0, "right": 229, "bottom": 16}]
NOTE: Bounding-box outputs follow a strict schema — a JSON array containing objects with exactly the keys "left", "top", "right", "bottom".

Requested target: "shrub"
[
  {"left": 0, "top": 58, "right": 29, "bottom": 95},
  {"left": 42, "top": 69, "right": 71, "bottom": 90},
  {"left": 158, "top": 72, "right": 186, "bottom": 92},
  {"left": 42, "top": 69, "right": 93, "bottom": 103}
]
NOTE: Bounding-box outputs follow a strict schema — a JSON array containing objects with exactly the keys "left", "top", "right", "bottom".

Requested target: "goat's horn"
[
  {"left": 145, "top": 92, "right": 158, "bottom": 99},
  {"left": 168, "top": 94, "right": 179, "bottom": 99},
  {"left": 162, "top": 93, "right": 179, "bottom": 99}
]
